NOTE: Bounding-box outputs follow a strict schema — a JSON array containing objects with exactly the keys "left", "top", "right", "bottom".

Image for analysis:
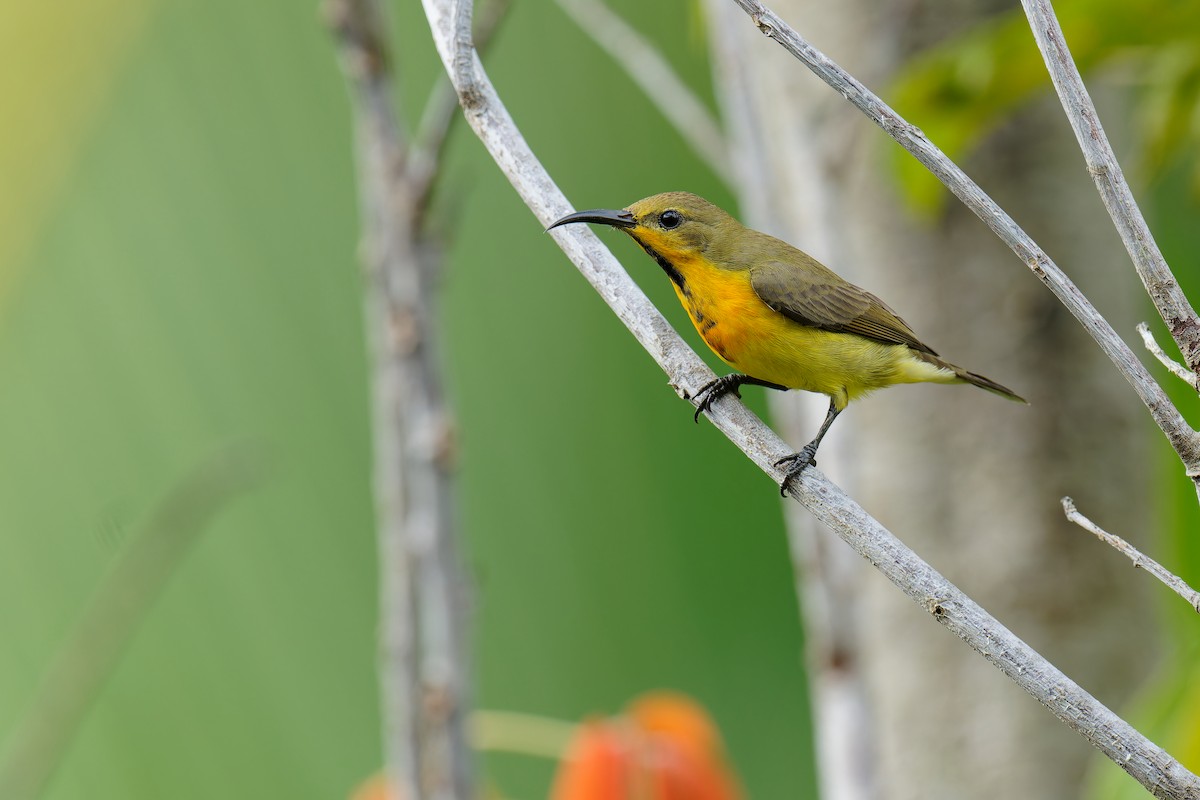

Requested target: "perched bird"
[{"left": 548, "top": 192, "right": 1024, "bottom": 493}]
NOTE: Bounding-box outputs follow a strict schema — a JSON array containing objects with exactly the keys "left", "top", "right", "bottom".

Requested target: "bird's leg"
[
  {"left": 775, "top": 398, "right": 842, "bottom": 496},
  {"left": 691, "top": 374, "right": 789, "bottom": 423}
]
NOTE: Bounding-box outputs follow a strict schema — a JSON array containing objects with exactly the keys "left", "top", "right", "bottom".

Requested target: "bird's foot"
[
  {"left": 774, "top": 445, "right": 818, "bottom": 497},
  {"left": 691, "top": 375, "right": 743, "bottom": 423}
]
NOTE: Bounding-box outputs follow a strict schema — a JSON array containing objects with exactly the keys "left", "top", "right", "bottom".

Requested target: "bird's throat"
[{"left": 636, "top": 242, "right": 689, "bottom": 296}]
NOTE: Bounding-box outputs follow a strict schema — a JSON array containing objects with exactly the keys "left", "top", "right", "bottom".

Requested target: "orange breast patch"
[{"left": 667, "top": 255, "right": 771, "bottom": 368}]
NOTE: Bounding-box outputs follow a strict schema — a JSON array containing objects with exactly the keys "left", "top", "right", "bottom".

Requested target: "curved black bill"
[{"left": 546, "top": 208, "right": 637, "bottom": 232}]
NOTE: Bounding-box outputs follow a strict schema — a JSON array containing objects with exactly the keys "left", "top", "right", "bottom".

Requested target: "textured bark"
[
  {"left": 709, "top": 2, "right": 1155, "bottom": 798},
  {"left": 329, "top": 2, "right": 474, "bottom": 797}
]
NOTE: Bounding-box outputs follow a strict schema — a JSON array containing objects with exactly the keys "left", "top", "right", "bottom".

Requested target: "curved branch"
[
  {"left": 418, "top": 1, "right": 1200, "bottom": 796},
  {"left": 407, "top": 0, "right": 511, "bottom": 223},
  {"left": 728, "top": 0, "right": 1200, "bottom": 483}
]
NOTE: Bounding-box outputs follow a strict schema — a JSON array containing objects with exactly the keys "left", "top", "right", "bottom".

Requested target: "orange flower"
[
  {"left": 550, "top": 692, "right": 743, "bottom": 800},
  {"left": 349, "top": 773, "right": 398, "bottom": 800}
]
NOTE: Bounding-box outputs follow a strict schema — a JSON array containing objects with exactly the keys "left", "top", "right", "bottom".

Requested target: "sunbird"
[{"left": 548, "top": 192, "right": 1024, "bottom": 493}]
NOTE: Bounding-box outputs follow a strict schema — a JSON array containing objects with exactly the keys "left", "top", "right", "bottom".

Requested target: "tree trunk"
[{"left": 706, "top": 2, "right": 1155, "bottom": 798}]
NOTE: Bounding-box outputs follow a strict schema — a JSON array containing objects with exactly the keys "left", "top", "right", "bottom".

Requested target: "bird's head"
[{"left": 548, "top": 192, "right": 742, "bottom": 266}]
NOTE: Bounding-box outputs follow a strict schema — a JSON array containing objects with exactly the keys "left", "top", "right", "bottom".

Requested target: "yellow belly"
[{"left": 668, "top": 258, "right": 953, "bottom": 408}]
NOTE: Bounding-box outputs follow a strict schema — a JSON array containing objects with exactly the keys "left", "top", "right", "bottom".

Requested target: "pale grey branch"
[
  {"left": 408, "top": 0, "right": 511, "bottom": 228},
  {"left": 553, "top": 0, "right": 735, "bottom": 187},
  {"left": 328, "top": 4, "right": 421, "bottom": 795},
  {"left": 1062, "top": 497, "right": 1200, "bottom": 614},
  {"left": 419, "top": 1, "right": 1200, "bottom": 795},
  {"left": 328, "top": 1, "right": 473, "bottom": 798},
  {"left": 727, "top": 0, "right": 1200, "bottom": 481},
  {"left": 452, "top": 0, "right": 480, "bottom": 110},
  {"left": 1139, "top": 321, "right": 1200, "bottom": 391},
  {"left": 1020, "top": 0, "right": 1200, "bottom": 375}
]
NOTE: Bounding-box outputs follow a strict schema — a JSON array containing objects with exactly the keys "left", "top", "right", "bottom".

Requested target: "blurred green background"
[{"left": 1, "top": 1, "right": 1197, "bottom": 799}]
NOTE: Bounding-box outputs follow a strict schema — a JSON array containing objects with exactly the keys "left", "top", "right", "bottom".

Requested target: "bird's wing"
[{"left": 749, "top": 257, "right": 938, "bottom": 355}]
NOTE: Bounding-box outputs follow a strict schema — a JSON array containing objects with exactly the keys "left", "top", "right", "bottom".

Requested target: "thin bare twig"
[
  {"left": 1139, "top": 321, "right": 1200, "bottom": 391},
  {"left": 553, "top": 0, "right": 735, "bottom": 187},
  {"left": 727, "top": 0, "right": 1200, "bottom": 482},
  {"left": 0, "top": 445, "right": 264, "bottom": 800},
  {"left": 418, "top": 1, "right": 1200, "bottom": 796},
  {"left": 327, "top": 1, "right": 473, "bottom": 798},
  {"left": 1062, "top": 497, "right": 1200, "bottom": 613},
  {"left": 1020, "top": 0, "right": 1200, "bottom": 375}
]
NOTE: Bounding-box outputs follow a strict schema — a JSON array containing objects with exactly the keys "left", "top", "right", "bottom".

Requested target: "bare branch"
[
  {"left": 452, "top": 0, "right": 480, "bottom": 109},
  {"left": 1020, "top": 0, "right": 1200, "bottom": 374},
  {"left": 327, "top": 5, "right": 421, "bottom": 796},
  {"left": 407, "top": 0, "right": 511, "bottom": 217},
  {"left": 418, "top": 2, "right": 1200, "bottom": 795},
  {"left": 1139, "top": 322, "right": 1200, "bottom": 391},
  {"left": 726, "top": 0, "right": 1200, "bottom": 480},
  {"left": 553, "top": 0, "right": 735, "bottom": 187},
  {"left": 328, "top": 1, "right": 473, "bottom": 798},
  {"left": 1062, "top": 497, "right": 1200, "bottom": 614},
  {"left": 0, "top": 445, "right": 264, "bottom": 800}
]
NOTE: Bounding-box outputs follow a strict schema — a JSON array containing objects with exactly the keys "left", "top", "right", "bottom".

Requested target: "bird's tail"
[
  {"left": 915, "top": 351, "right": 1026, "bottom": 403},
  {"left": 952, "top": 365, "right": 1026, "bottom": 403}
]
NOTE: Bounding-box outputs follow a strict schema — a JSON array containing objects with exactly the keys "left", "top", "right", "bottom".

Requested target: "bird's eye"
[{"left": 660, "top": 210, "right": 682, "bottom": 229}]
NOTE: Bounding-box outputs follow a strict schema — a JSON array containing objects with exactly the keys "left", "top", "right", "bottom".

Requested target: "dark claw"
[
  {"left": 690, "top": 375, "right": 790, "bottom": 423},
  {"left": 774, "top": 445, "right": 818, "bottom": 496},
  {"left": 691, "top": 376, "right": 742, "bottom": 423}
]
